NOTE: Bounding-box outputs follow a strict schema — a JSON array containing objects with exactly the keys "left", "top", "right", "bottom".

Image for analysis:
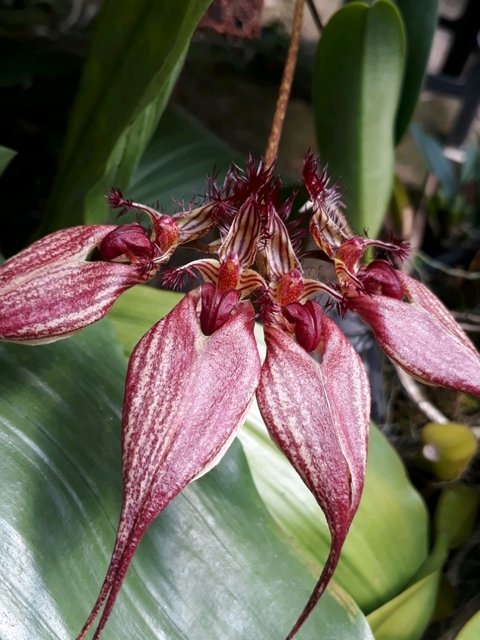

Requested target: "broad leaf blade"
[
  {"left": 366, "top": 571, "right": 440, "bottom": 640},
  {"left": 45, "top": 0, "right": 212, "bottom": 230},
  {"left": 130, "top": 107, "right": 241, "bottom": 208},
  {"left": 0, "top": 321, "right": 374, "bottom": 640},
  {"left": 313, "top": 0, "right": 405, "bottom": 237}
]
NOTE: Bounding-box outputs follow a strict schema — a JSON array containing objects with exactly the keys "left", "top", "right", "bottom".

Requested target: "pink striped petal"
[
  {"left": 398, "top": 272, "right": 479, "bottom": 357},
  {"left": 352, "top": 292, "right": 480, "bottom": 396},
  {"left": 0, "top": 226, "right": 150, "bottom": 343},
  {"left": 78, "top": 289, "right": 260, "bottom": 640},
  {"left": 256, "top": 316, "right": 370, "bottom": 639}
]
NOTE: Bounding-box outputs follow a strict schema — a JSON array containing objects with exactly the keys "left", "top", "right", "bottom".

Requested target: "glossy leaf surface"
[
  {"left": 109, "top": 285, "right": 430, "bottom": 613},
  {"left": 313, "top": 0, "right": 405, "bottom": 237},
  {"left": 45, "top": 0, "right": 212, "bottom": 230},
  {"left": 130, "top": 107, "right": 241, "bottom": 208},
  {"left": 0, "top": 321, "right": 374, "bottom": 639},
  {"left": 367, "top": 571, "right": 440, "bottom": 640}
]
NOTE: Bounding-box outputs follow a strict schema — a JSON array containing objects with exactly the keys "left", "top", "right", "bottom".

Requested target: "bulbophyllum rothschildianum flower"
[{"left": 1, "top": 156, "right": 480, "bottom": 640}]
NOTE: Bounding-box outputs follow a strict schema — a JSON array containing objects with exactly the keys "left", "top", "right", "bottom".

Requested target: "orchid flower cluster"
[{"left": 1, "top": 155, "right": 479, "bottom": 640}]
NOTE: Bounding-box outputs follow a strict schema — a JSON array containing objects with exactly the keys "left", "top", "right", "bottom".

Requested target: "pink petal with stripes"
[
  {"left": 256, "top": 316, "right": 370, "bottom": 639},
  {"left": 77, "top": 289, "right": 260, "bottom": 640},
  {"left": 0, "top": 226, "right": 151, "bottom": 343},
  {"left": 398, "top": 272, "right": 480, "bottom": 357},
  {"left": 352, "top": 290, "right": 480, "bottom": 396}
]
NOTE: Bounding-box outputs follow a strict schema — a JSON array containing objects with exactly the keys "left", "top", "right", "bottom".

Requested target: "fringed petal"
[
  {"left": 256, "top": 316, "right": 370, "bottom": 638},
  {"left": 77, "top": 289, "right": 261, "bottom": 640}
]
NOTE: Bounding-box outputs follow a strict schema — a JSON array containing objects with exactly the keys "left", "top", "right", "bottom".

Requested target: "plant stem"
[{"left": 264, "top": 0, "right": 304, "bottom": 168}]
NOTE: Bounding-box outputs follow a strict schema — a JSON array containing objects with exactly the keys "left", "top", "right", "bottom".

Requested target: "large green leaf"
[
  {"left": 109, "top": 285, "right": 430, "bottom": 614},
  {"left": 393, "top": 0, "right": 438, "bottom": 142},
  {"left": 0, "top": 321, "right": 374, "bottom": 639},
  {"left": 130, "top": 107, "right": 241, "bottom": 210},
  {"left": 44, "top": 0, "right": 211, "bottom": 231},
  {"left": 313, "top": 0, "right": 405, "bottom": 237},
  {"left": 367, "top": 571, "right": 440, "bottom": 640},
  {"left": 366, "top": 481, "right": 480, "bottom": 639}
]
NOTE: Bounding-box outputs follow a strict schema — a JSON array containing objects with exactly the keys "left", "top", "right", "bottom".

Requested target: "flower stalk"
[{"left": 264, "top": 0, "right": 305, "bottom": 167}]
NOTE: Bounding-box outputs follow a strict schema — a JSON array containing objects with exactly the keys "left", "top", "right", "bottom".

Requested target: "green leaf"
[
  {"left": 366, "top": 482, "right": 476, "bottom": 640},
  {"left": 239, "top": 407, "right": 429, "bottom": 613},
  {"left": 313, "top": 0, "right": 405, "bottom": 237},
  {"left": 410, "top": 123, "right": 458, "bottom": 200},
  {"left": 44, "top": 0, "right": 212, "bottom": 231},
  {"left": 0, "top": 145, "right": 16, "bottom": 175},
  {"left": 367, "top": 571, "right": 440, "bottom": 640},
  {"left": 393, "top": 0, "right": 439, "bottom": 142},
  {"left": 0, "top": 321, "right": 374, "bottom": 639},
  {"left": 130, "top": 107, "right": 241, "bottom": 209},
  {"left": 108, "top": 285, "right": 430, "bottom": 614},
  {"left": 456, "top": 610, "right": 480, "bottom": 640},
  {"left": 434, "top": 485, "right": 480, "bottom": 551}
]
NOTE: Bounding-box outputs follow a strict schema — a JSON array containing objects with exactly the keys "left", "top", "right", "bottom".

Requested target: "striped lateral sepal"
[
  {"left": 0, "top": 225, "right": 153, "bottom": 344},
  {"left": 256, "top": 312, "right": 370, "bottom": 640},
  {"left": 77, "top": 288, "right": 261, "bottom": 640},
  {"left": 351, "top": 271, "right": 480, "bottom": 397}
]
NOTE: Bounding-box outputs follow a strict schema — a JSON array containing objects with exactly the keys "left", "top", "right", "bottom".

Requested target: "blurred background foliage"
[{"left": 0, "top": 1, "right": 479, "bottom": 638}]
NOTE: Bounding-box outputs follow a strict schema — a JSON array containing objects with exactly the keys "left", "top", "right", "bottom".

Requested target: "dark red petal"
[
  {"left": 200, "top": 282, "right": 241, "bottom": 336},
  {"left": 256, "top": 317, "right": 370, "bottom": 638},
  {"left": 99, "top": 223, "right": 155, "bottom": 261},
  {"left": 352, "top": 292, "right": 480, "bottom": 396},
  {"left": 77, "top": 290, "right": 261, "bottom": 640},
  {"left": 0, "top": 226, "right": 149, "bottom": 343},
  {"left": 283, "top": 300, "right": 323, "bottom": 352},
  {"left": 360, "top": 259, "right": 404, "bottom": 299}
]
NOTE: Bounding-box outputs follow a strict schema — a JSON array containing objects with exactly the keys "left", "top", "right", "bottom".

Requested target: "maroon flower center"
[
  {"left": 99, "top": 223, "right": 155, "bottom": 263},
  {"left": 359, "top": 260, "right": 404, "bottom": 299},
  {"left": 200, "top": 283, "right": 241, "bottom": 336},
  {"left": 283, "top": 300, "right": 323, "bottom": 352}
]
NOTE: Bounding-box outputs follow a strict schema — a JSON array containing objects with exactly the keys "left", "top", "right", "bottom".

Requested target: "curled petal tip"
[
  {"left": 257, "top": 313, "right": 370, "bottom": 637},
  {"left": 79, "top": 290, "right": 261, "bottom": 639}
]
